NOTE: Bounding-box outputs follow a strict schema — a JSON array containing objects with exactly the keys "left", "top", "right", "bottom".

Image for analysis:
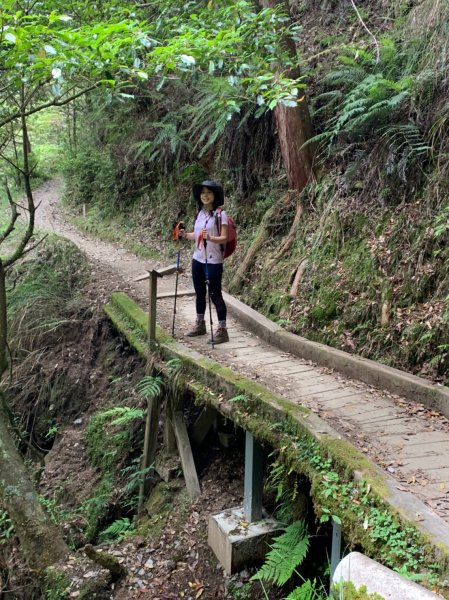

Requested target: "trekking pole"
[
  {"left": 171, "top": 249, "right": 181, "bottom": 337},
  {"left": 204, "top": 240, "right": 215, "bottom": 348}
]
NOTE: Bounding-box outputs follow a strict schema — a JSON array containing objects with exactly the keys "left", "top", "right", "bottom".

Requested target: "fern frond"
[
  {"left": 251, "top": 520, "right": 309, "bottom": 586},
  {"left": 284, "top": 579, "right": 316, "bottom": 600},
  {"left": 322, "top": 66, "right": 366, "bottom": 87},
  {"left": 166, "top": 358, "right": 183, "bottom": 371},
  {"left": 98, "top": 517, "right": 134, "bottom": 543},
  {"left": 108, "top": 407, "right": 145, "bottom": 426},
  {"left": 136, "top": 375, "right": 163, "bottom": 399},
  {"left": 93, "top": 406, "right": 145, "bottom": 426}
]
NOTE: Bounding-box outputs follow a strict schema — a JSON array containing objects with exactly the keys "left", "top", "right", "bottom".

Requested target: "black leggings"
[{"left": 191, "top": 259, "right": 227, "bottom": 322}]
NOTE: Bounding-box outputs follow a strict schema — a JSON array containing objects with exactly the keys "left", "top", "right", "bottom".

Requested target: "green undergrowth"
[
  {"left": 104, "top": 292, "right": 449, "bottom": 591},
  {"left": 239, "top": 177, "right": 449, "bottom": 385},
  {"left": 6, "top": 235, "right": 90, "bottom": 356}
]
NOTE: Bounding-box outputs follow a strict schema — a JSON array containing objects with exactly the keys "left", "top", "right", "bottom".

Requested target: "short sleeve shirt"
[{"left": 192, "top": 209, "right": 229, "bottom": 264}]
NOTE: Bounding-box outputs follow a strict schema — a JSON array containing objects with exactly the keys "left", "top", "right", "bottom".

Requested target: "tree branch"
[
  {"left": 349, "top": 0, "right": 380, "bottom": 64},
  {"left": 0, "top": 84, "right": 98, "bottom": 128},
  {"left": 0, "top": 180, "right": 20, "bottom": 244}
]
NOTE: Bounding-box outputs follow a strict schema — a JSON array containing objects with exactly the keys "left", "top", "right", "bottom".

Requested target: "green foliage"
[
  {"left": 43, "top": 567, "right": 71, "bottom": 600},
  {"left": 38, "top": 495, "right": 70, "bottom": 525},
  {"left": 284, "top": 581, "right": 322, "bottom": 600},
  {"left": 98, "top": 517, "right": 134, "bottom": 543},
  {"left": 6, "top": 236, "right": 89, "bottom": 355},
  {"left": 120, "top": 460, "right": 155, "bottom": 510},
  {"left": 144, "top": 0, "right": 305, "bottom": 113},
  {"left": 79, "top": 474, "right": 114, "bottom": 542},
  {"left": 331, "top": 581, "right": 384, "bottom": 599},
  {"left": 136, "top": 375, "right": 164, "bottom": 399},
  {"left": 264, "top": 455, "right": 299, "bottom": 524},
  {"left": 0, "top": 509, "right": 14, "bottom": 544},
  {"left": 85, "top": 405, "right": 145, "bottom": 470},
  {"left": 314, "top": 67, "right": 413, "bottom": 147},
  {"left": 252, "top": 520, "right": 310, "bottom": 586},
  {"left": 62, "top": 146, "right": 120, "bottom": 211}
]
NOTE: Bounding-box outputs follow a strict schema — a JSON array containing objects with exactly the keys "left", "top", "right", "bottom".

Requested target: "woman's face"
[{"left": 200, "top": 187, "right": 214, "bottom": 208}]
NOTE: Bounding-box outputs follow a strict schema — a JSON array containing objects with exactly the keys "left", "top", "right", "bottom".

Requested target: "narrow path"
[{"left": 34, "top": 180, "right": 449, "bottom": 536}]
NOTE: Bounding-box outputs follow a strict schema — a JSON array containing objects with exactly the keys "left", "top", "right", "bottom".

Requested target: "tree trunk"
[
  {"left": 0, "top": 262, "right": 7, "bottom": 379},
  {"left": 0, "top": 398, "right": 70, "bottom": 570},
  {"left": 259, "top": 0, "right": 315, "bottom": 191},
  {"left": 274, "top": 101, "right": 314, "bottom": 190}
]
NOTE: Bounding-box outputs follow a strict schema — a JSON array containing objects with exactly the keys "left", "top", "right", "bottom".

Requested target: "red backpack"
[{"left": 215, "top": 208, "right": 237, "bottom": 258}]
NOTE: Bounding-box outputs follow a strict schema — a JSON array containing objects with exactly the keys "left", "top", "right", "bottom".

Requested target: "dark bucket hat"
[{"left": 192, "top": 180, "right": 224, "bottom": 208}]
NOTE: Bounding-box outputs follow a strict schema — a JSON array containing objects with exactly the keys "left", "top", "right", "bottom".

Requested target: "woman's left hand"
[{"left": 202, "top": 228, "right": 208, "bottom": 240}]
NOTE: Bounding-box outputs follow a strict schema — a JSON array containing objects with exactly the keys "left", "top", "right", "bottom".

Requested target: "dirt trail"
[{"left": 34, "top": 179, "right": 168, "bottom": 306}]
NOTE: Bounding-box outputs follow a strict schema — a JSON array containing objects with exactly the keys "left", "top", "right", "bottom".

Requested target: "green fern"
[
  {"left": 99, "top": 406, "right": 145, "bottom": 427},
  {"left": 251, "top": 520, "right": 310, "bottom": 586},
  {"left": 166, "top": 358, "right": 183, "bottom": 371},
  {"left": 285, "top": 580, "right": 319, "bottom": 600},
  {"left": 98, "top": 517, "right": 134, "bottom": 543},
  {"left": 136, "top": 375, "right": 163, "bottom": 399}
]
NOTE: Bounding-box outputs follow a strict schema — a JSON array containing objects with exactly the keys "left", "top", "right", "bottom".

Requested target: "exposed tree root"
[
  {"left": 229, "top": 203, "right": 277, "bottom": 293},
  {"left": 268, "top": 190, "right": 304, "bottom": 269},
  {"left": 289, "top": 258, "right": 309, "bottom": 298}
]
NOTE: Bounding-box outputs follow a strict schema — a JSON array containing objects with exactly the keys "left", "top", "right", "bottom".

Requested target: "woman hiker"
[{"left": 178, "top": 180, "right": 230, "bottom": 344}]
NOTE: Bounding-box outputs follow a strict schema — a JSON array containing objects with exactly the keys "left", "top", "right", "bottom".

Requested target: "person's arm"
[
  {"left": 178, "top": 229, "right": 195, "bottom": 241},
  {"left": 202, "top": 223, "right": 228, "bottom": 244}
]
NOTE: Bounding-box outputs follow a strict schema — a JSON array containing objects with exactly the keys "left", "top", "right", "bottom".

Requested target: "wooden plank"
[
  {"left": 191, "top": 406, "right": 217, "bottom": 447},
  {"left": 172, "top": 411, "right": 201, "bottom": 499},
  {"left": 270, "top": 364, "right": 321, "bottom": 376},
  {"left": 138, "top": 396, "right": 161, "bottom": 511},
  {"left": 252, "top": 355, "right": 303, "bottom": 366},
  {"left": 155, "top": 263, "right": 178, "bottom": 277},
  {"left": 295, "top": 382, "right": 346, "bottom": 396},
  {"left": 220, "top": 341, "right": 259, "bottom": 350},
  {"left": 309, "top": 389, "right": 363, "bottom": 402},
  {"left": 157, "top": 289, "right": 195, "bottom": 299}
]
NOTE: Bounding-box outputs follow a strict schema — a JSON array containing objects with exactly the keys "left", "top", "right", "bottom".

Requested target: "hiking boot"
[
  {"left": 186, "top": 320, "right": 207, "bottom": 337},
  {"left": 208, "top": 327, "right": 229, "bottom": 344}
]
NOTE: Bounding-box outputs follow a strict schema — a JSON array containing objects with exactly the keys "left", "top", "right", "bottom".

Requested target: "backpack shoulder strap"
[{"left": 215, "top": 208, "right": 222, "bottom": 236}]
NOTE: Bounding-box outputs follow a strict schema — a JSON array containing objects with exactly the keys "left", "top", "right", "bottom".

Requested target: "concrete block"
[
  {"left": 208, "top": 507, "right": 282, "bottom": 574},
  {"left": 332, "top": 552, "right": 441, "bottom": 599}
]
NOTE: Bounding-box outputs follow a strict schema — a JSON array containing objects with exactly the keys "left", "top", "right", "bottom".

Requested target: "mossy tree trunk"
[
  {"left": 0, "top": 398, "right": 70, "bottom": 570},
  {"left": 0, "top": 262, "right": 7, "bottom": 379},
  {"left": 0, "top": 90, "right": 68, "bottom": 571}
]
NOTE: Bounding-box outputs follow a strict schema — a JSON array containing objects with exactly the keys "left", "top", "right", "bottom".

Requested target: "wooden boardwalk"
[{"left": 152, "top": 279, "right": 449, "bottom": 535}]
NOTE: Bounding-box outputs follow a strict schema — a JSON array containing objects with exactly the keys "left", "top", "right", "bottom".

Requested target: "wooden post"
[
  {"left": 172, "top": 411, "right": 201, "bottom": 499},
  {"left": 138, "top": 395, "right": 161, "bottom": 512},
  {"left": 243, "top": 432, "right": 264, "bottom": 522},
  {"left": 148, "top": 271, "right": 158, "bottom": 348},
  {"left": 163, "top": 396, "right": 177, "bottom": 455},
  {"left": 136, "top": 264, "right": 178, "bottom": 349}
]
